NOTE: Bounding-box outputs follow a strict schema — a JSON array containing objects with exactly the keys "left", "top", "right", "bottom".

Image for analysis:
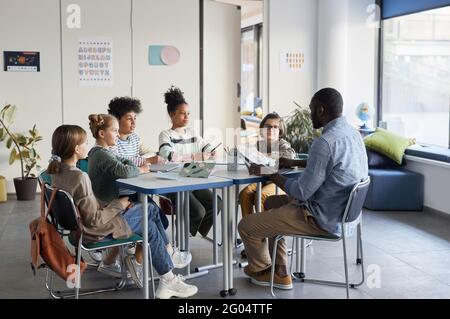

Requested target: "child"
[
  {"left": 239, "top": 113, "right": 295, "bottom": 257},
  {"left": 107, "top": 96, "right": 170, "bottom": 230},
  {"left": 107, "top": 96, "right": 164, "bottom": 166},
  {"left": 158, "top": 86, "right": 221, "bottom": 237},
  {"left": 48, "top": 124, "right": 197, "bottom": 299},
  {"left": 240, "top": 112, "right": 295, "bottom": 216}
]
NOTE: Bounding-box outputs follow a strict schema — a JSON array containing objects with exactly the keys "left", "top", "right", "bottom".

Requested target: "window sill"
[{"left": 405, "top": 145, "right": 450, "bottom": 168}]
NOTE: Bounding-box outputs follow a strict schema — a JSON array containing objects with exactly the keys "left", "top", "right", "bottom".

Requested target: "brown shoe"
[{"left": 243, "top": 266, "right": 293, "bottom": 290}]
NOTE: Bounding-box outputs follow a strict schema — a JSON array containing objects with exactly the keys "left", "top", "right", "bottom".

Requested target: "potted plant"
[
  {"left": 284, "top": 101, "right": 321, "bottom": 155},
  {"left": 0, "top": 104, "right": 42, "bottom": 200}
]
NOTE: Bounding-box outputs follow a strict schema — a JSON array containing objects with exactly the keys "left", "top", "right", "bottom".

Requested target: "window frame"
[{"left": 377, "top": 2, "right": 450, "bottom": 150}]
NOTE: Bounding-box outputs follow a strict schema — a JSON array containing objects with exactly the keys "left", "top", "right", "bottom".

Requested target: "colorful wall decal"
[{"left": 149, "top": 45, "right": 180, "bottom": 66}]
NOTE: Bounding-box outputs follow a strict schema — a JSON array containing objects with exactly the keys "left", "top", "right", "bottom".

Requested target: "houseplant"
[
  {"left": 0, "top": 104, "right": 43, "bottom": 200},
  {"left": 284, "top": 101, "right": 321, "bottom": 155}
]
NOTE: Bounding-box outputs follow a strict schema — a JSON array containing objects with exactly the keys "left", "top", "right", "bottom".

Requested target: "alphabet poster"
[
  {"left": 78, "top": 38, "right": 113, "bottom": 86},
  {"left": 280, "top": 50, "right": 305, "bottom": 72}
]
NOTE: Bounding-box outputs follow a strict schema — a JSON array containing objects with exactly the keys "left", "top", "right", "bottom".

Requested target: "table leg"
[
  {"left": 227, "top": 186, "right": 236, "bottom": 295},
  {"left": 139, "top": 193, "right": 149, "bottom": 299},
  {"left": 220, "top": 187, "right": 229, "bottom": 297},
  {"left": 213, "top": 188, "right": 218, "bottom": 264},
  {"left": 256, "top": 182, "right": 262, "bottom": 213}
]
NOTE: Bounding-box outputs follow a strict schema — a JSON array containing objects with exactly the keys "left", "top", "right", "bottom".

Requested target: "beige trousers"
[{"left": 238, "top": 195, "right": 329, "bottom": 273}]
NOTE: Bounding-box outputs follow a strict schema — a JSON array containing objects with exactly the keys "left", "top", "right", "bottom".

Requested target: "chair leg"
[
  {"left": 342, "top": 232, "right": 350, "bottom": 299},
  {"left": 76, "top": 236, "right": 83, "bottom": 299},
  {"left": 354, "top": 223, "right": 365, "bottom": 287},
  {"left": 356, "top": 223, "right": 362, "bottom": 265},
  {"left": 45, "top": 267, "right": 51, "bottom": 291},
  {"left": 270, "top": 236, "right": 283, "bottom": 299}
]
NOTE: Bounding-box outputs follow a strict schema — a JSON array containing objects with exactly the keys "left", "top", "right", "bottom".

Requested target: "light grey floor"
[{"left": 1, "top": 195, "right": 450, "bottom": 299}]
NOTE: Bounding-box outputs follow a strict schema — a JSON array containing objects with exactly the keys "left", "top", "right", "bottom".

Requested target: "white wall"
[
  {"left": 317, "top": 0, "right": 377, "bottom": 125},
  {"left": 132, "top": 0, "right": 200, "bottom": 151},
  {"left": 61, "top": 0, "right": 133, "bottom": 145},
  {"left": 267, "top": 0, "right": 318, "bottom": 118},
  {"left": 406, "top": 159, "right": 450, "bottom": 215},
  {"left": 0, "top": 0, "right": 201, "bottom": 193},
  {"left": 0, "top": 0, "right": 62, "bottom": 192}
]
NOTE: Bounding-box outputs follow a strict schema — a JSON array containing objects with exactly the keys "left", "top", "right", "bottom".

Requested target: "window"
[
  {"left": 381, "top": 6, "right": 450, "bottom": 147},
  {"left": 241, "top": 24, "right": 262, "bottom": 114}
]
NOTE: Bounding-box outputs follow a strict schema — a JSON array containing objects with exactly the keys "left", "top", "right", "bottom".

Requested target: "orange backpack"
[{"left": 29, "top": 188, "right": 87, "bottom": 282}]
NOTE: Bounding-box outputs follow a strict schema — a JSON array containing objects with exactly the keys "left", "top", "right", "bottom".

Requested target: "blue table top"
[
  {"left": 116, "top": 173, "right": 233, "bottom": 195},
  {"left": 212, "top": 166, "right": 303, "bottom": 185}
]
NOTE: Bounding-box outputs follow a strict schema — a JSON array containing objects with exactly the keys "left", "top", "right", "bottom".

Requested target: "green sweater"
[{"left": 88, "top": 146, "right": 140, "bottom": 204}]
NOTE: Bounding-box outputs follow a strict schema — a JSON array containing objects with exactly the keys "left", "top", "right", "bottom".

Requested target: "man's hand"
[
  {"left": 248, "top": 163, "right": 276, "bottom": 176},
  {"left": 279, "top": 157, "right": 293, "bottom": 169},
  {"left": 147, "top": 155, "right": 165, "bottom": 165},
  {"left": 279, "top": 157, "right": 307, "bottom": 169}
]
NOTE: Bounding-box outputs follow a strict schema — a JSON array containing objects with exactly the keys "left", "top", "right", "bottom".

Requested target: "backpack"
[{"left": 29, "top": 188, "right": 87, "bottom": 283}]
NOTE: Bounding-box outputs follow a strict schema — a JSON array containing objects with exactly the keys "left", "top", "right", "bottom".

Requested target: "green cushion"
[
  {"left": 84, "top": 233, "right": 142, "bottom": 250},
  {"left": 364, "top": 128, "right": 415, "bottom": 165}
]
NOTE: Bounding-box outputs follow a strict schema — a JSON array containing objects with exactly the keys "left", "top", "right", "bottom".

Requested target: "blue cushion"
[
  {"left": 364, "top": 169, "right": 424, "bottom": 211},
  {"left": 366, "top": 148, "right": 404, "bottom": 168}
]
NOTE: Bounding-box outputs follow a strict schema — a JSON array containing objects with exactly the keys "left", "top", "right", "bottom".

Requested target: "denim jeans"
[
  {"left": 121, "top": 193, "right": 170, "bottom": 230},
  {"left": 122, "top": 203, "right": 173, "bottom": 275}
]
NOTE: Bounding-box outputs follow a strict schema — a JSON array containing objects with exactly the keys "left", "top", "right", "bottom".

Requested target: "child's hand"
[
  {"left": 148, "top": 155, "right": 165, "bottom": 165},
  {"left": 119, "top": 197, "right": 131, "bottom": 210},
  {"left": 139, "top": 165, "right": 149, "bottom": 174},
  {"left": 201, "top": 152, "right": 215, "bottom": 161}
]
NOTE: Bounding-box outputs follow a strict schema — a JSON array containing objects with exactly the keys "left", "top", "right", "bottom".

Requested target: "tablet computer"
[{"left": 179, "top": 161, "right": 216, "bottom": 178}]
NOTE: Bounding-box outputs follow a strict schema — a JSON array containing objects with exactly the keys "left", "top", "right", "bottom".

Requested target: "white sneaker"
[
  {"left": 155, "top": 274, "right": 198, "bottom": 299},
  {"left": 97, "top": 260, "right": 122, "bottom": 278},
  {"left": 125, "top": 256, "right": 143, "bottom": 288},
  {"left": 88, "top": 250, "right": 103, "bottom": 263},
  {"left": 171, "top": 249, "right": 192, "bottom": 269}
]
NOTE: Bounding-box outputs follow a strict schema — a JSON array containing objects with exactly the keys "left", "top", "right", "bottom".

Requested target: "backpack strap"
[{"left": 39, "top": 183, "right": 58, "bottom": 219}]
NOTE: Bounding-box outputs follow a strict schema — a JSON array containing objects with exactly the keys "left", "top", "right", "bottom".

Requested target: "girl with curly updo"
[{"left": 158, "top": 86, "right": 222, "bottom": 238}]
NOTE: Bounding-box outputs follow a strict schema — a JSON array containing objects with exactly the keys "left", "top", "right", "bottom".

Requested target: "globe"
[{"left": 355, "top": 102, "right": 374, "bottom": 129}]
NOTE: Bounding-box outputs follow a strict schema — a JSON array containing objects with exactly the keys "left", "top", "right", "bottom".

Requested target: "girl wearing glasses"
[{"left": 239, "top": 112, "right": 295, "bottom": 256}]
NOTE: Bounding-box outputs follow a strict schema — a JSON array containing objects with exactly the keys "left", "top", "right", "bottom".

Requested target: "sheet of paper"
[
  {"left": 237, "top": 144, "right": 276, "bottom": 167},
  {"left": 154, "top": 172, "right": 180, "bottom": 180}
]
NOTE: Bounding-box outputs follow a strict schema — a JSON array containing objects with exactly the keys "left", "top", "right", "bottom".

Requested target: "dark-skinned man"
[{"left": 238, "top": 88, "right": 368, "bottom": 289}]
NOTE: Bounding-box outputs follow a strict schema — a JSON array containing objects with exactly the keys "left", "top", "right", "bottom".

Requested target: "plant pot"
[{"left": 13, "top": 177, "right": 38, "bottom": 201}]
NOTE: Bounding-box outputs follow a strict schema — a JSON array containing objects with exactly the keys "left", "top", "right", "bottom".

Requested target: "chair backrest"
[
  {"left": 342, "top": 176, "right": 371, "bottom": 224},
  {"left": 77, "top": 158, "right": 88, "bottom": 173},
  {"left": 44, "top": 184, "right": 80, "bottom": 232},
  {"left": 38, "top": 170, "right": 52, "bottom": 189}
]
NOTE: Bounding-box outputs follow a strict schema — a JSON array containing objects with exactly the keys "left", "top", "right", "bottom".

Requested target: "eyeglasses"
[{"left": 263, "top": 125, "right": 279, "bottom": 130}]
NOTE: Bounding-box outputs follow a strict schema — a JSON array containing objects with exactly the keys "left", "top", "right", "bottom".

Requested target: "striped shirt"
[
  {"left": 110, "top": 133, "right": 147, "bottom": 167},
  {"left": 110, "top": 132, "right": 148, "bottom": 196},
  {"left": 159, "top": 128, "right": 212, "bottom": 161}
]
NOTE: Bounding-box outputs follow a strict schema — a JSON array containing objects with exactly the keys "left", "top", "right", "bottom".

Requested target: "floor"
[{"left": 1, "top": 195, "right": 450, "bottom": 299}]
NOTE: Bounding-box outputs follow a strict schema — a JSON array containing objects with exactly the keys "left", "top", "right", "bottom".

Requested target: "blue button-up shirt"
[{"left": 285, "top": 117, "right": 368, "bottom": 235}]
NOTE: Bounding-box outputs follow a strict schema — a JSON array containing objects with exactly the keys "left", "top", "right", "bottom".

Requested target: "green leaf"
[
  {"left": 9, "top": 149, "right": 17, "bottom": 165},
  {"left": 0, "top": 128, "right": 4, "bottom": 141},
  {"left": 15, "top": 134, "right": 27, "bottom": 145},
  {"left": 6, "top": 137, "right": 13, "bottom": 149},
  {"left": 2, "top": 105, "right": 17, "bottom": 124}
]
